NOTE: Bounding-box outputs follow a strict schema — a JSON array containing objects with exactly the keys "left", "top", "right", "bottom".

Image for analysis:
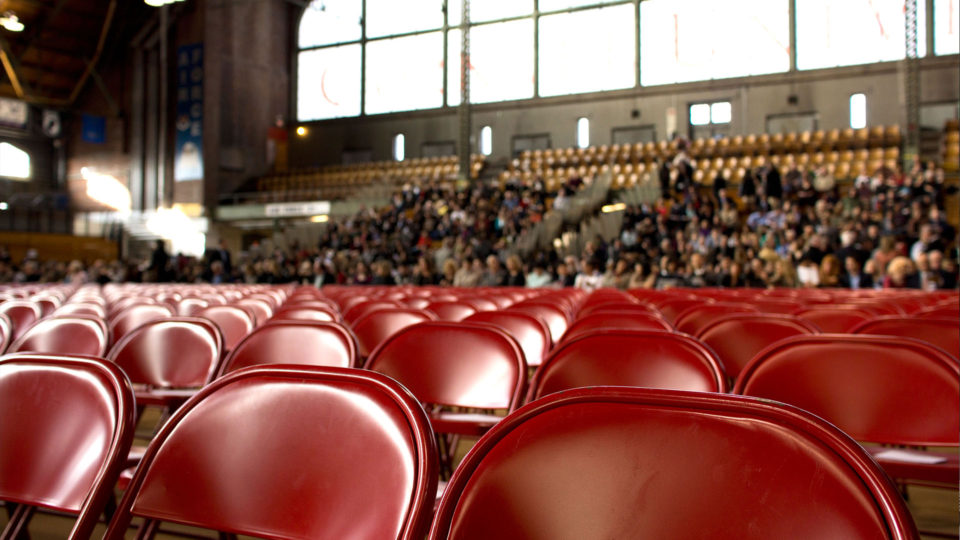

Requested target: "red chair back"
[
  {"left": 735, "top": 335, "right": 959, "bottom": 447},
  {"left": 271, "top": 305, "right": 340, "bottom": 323},
  {"left": 107, "top": 318, "right": 223, "bottom": 389},
  {"left": 104, "top": 366, "right": 437, "bottom": 540},
  {"left": 110, "top": 304, "right": 175, "bottom": 344},
  {"left": 352, "top": 308, "right": 436, "bottom": 358},
  {"left": 852, "top": 317, "right": 959, "bottom": 359},
  {"left": 8, "top": 316, "right": 109, "bottom": 357},
  {"left": 464, "top": 311, "right": 551, "bottom": 367},
  {"left": 794, "top": 306, "right": 875, "bottom": 333},
  {"left": 56, "top": 302, "right": 108, "bottom": 319},
  {"left": 0, "top": 354, "right": 135, "bottom": 539},
  {"left": 562, "top": 311, "right": 673, "bottom": 343},
  {"left": 0, "top": 300, "right": 41, "bottom": 341},
  {"left": 365, "top": 322, "right": 526, "bottom": 411},
  {"left": 426, "top": 301, "right": 477, "bottom": 322},
  {"left": 674, "top": 302, "right": 759, "bottom": 336},
  {"left": 697, "top": 314, "right": 820, "bottom": 379},
  {"left": 343, "top": 300, "right": 402, "bottom": 325},
  {"left": 198, "top": 305, "right": 254, "bottom": 351},
  {"left": 528, "top": 330, "right": 726, "bottom": 401},
  {"left": 430, "top": 387, "right": 918, "bottom": 540},
  {"left": 219, "top": 320, "right": 358, "bottom": 376},
  {"left": 655, "top": 297, "right": 711, "bottom": 324},
  {"left": 507, "top": 303, "right": 569, "bottom": 344},
  {"left": 0, "top": 313, "right": 10, "bottom": 354},
  {"left": 177, "top": 298, "right": 210, "bottom": 317}
]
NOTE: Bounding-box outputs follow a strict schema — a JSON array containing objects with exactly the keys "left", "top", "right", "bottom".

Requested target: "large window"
[
  {"left": 539, "top": 4, "right": 636, "bottom": 97},
  {"left": 935, "top": 0, "right": 960, "bottom": 55},
  {"left": 297, "top": 45, "right": 362, "bottom": 121},
  {"left": 297, "top": 0, "right": 361, "bottom": 48},
  {"left": 640, "top": 0, "right": 789, "bottom": 86},
  {"left": 448, "top": 0, "right": 532, "bottom": 25},
  {"left": 365, "top": 33, "right": 444, "bottom": 115},
  {"left": 364, "top": 0, "right": 443, "bottom": 38},
  {"left": 0, "top": 142, "right": 30, "bottom": 180},
  {"left": 447, "top": 20, "right": 534, "bottom": 106},
  {"left": 850, "top": 93, "right": 867, "bottom": 129},
  {"left": 797, "top": 0, "right": 913, "bottom": 70}
]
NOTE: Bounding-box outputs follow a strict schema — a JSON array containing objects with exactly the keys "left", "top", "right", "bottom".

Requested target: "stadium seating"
[
  {"left": 0, "top": 354, "right": 135, "bottom": 539},
  {"left": 735, "top": 334, "right": 958, "bottom": 489},
  {"left": 103, "top": 366, "right": 437, "bottom": 540},
  {"left": 430, "top": 387, "right": 918, "bottom": 539},
  {"left": 528, "top": 330, "right": 726, "bottom": 401},
  {"left": 218, "top": 320, "right": 358, "bottom": 375}
]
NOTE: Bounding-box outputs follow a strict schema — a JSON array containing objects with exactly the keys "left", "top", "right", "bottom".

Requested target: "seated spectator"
[
  {"left": 573, "top": 259, "right": 603, "bottom": 292},
  {"left": 504, "top": 255, "right": 526, "bottom": 287},
  {"left": 883, "top": 256, "right": 920, "bottom": 289},
  {"left": 526, "top": 264, "right": 552, "bottom": 288},
  {"left": 838, "top": 256, "right": 873, "bottom": 290},
  {"left": 818, "top": 255, "right": 841, "bottom": 288}
]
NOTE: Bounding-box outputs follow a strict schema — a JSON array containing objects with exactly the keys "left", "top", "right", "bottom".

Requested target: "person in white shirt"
[
  {"left": 525, "top": 264, "right": 553, "bottom": 288},
  {"left": 573, "top": 259, "right": 604, "bottom": 292}
]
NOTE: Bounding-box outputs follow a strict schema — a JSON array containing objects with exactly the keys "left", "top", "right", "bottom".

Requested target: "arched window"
[{"left": 0, "top": 142, "right": 30, "bottom": 180}]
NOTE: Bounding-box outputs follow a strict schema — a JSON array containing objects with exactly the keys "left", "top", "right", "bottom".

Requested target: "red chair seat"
[{"left": 867, "top": 447, "right": 959, "bottom": 488}]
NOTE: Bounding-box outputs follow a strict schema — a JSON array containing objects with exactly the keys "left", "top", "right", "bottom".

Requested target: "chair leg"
[
  {"left": 135, "top": 519, "right": 160, "bottom": 540},
  {"left": 1, "top": 504, "right": 35, "bottom": 540}
]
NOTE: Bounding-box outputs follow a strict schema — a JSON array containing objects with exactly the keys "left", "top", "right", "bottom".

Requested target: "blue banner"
[
  {"left": 174, "top": 43, "right": 203, "bottom": 182},
  {"left": 81, "top": 114, "right": 105, "bottom": 144}
]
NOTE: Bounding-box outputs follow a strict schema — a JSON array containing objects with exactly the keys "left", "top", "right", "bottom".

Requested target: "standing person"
[
  {"left": 148, "top": 240, "right": 170, "bottom": 282},
  {"left": 760, "top": 158, "right": 782, "bottom": 201}
]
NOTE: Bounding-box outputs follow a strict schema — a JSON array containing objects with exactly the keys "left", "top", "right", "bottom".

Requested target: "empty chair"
[
  {"left": 0, "top": 300, "right": 42, "bottom": 341},
  {"left": 576, "top": 301, "right": 660, "bottom": 319},
  {"left": 464, "top": 311, "right": 552, "bottom": 367},
  {"left": 528, "top": 330, "right": 725, "bottom": 402},
  {"left": 236, "top": 297, "right": 274, "bottom": 325},
  {"left": 426, "top": 301, "right": 477, "bottom": 322},
  {"left": 198, "top": 305, "right": 255, "bottom": 352},
  {"left": 655, "top": 297, "right": 711, "bottom": 325},
  {"left": 352, "top": 308, "right": 437, "bottom": 358},
  {"left": 177, "top": 298, "right": 209, "bottom": 317},
  {"left": 365, "top": 322, "right": 527, "bottom": 437},
  {"left": 673, "top": 302, "right": 759, "bottom": 336},
  {"left": 507, "top": 303, "right": 569, "bottom": 345},
  {"left": 430, "top": 387, "right": 918, "bottom": 539},
  {"left": 107, "top": 318, "right": 223, "bottom": 407},
  {"left": 561, "top": 311, "right": 673, "bottom": 343},
  {"left": 0, "top": 354, "right": 135, "bottom": 539},
  {"left": 104, "top": 366, "right": 437, "bottom": 540},
  {"left": 0, "top": 313, "right": 10, "bottom": 353},
  {"left": 7, "top": 316, "right": 110, "bottom": 357},
  {"left": 343, "top": 300, "right": 403, "bottom": 325},
  {"left": 272, "top": 305, "right": 341, "bottom": 322},
  {"left": 916, "top": 305, "right": 959, "bottom": 319},
  {"left": 110, "top": 303, "right": 175, "bottom": 344},
  {"left": 56, "top": 302, "right": 108, "bottom": 319},
  {"left": 852, "top": 317, "right": 959, "bottom": 359},
  {"left": 218, "top": 320, "right": 358, "bottom": 376},
  {"left": 794, "top": 305, "right": 875, "bottom": 333},
  {"left": 697, "top": 314, "right": 820, "bottom": 379},
  {"left": 735, "top": 335, "right": 958, "bottom": 489}
]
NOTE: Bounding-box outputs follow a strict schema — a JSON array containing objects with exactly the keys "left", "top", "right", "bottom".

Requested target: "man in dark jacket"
[{"left": 838, "top": 256, "right": 874, "bottom": 290}]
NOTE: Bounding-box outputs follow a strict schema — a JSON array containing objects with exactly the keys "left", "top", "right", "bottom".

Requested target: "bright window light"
[
  {"left": 935, "top": 0, "right": 960, "bottom": 55},
  {"left": 297, "top": 45, "right": 362, "bottom": 121},
  {"left": 850, "top": 93, "right": 867, "bottom": 129},
  {"left": 82, "top": 167, "right": 131, "bottom": 213},
  {"left": 480, "top": 126, "right": 493, "bottom": 156},
  {"left": 689, "top": 104, "right": 711, "bottom": 126},
  {"left": 365, "top": 32, "right": 444, "bottom": 114},
  {"left": 447, "top": 20, "right": 534, "bottom": 106},
  {"left": 539, "top": 5, "right": 636, "bottom": 97},
  {"left": 393, "top": 133, "right": 405, "bottom": 161},
  {"left": 711, "top": 102, "right": 732, "bottom": 124},
  {"left": 796, "top": 0, "right": 908, "bottom": 70},
  {"left": 577, "top": 117, "right": 590, "bottom": 149},
  {"left": 0, "top": 142, "right": 30, "bottom": 180},
  {"left": 298, "top": 0, "right": 362, "bottom": 48},
  {"left": 448, "top": 0, "right": 531, "bottom": 25},
  {"left": 364, "top": 0, "right": 443, "bottom": 38}
]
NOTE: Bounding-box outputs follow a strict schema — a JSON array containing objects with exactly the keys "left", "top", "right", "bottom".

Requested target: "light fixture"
[
  {"left": 144, "top": 0, "right": 186, "bottom": 7},
  {"left": 309, "top": 214, "right": 329, "bottom": 223},
  {"left": 0, "top": 12, "right": 24, "bottom": 32},
  {"left": 82, "top": 167, "right": 131, "bottom": 213},
  {"left": 0, "top": 202, "right": 8, "bottom": 211},
  {"left": 296, "top": 126, "right": 308, "bottom": 137},
  {"left": 601, "top": 203, "right": 626, "bottom": 213}
]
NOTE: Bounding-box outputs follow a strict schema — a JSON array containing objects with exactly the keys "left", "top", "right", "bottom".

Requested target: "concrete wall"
[{"left": 289, "top": 56, "right": 960, "bottom": 167}]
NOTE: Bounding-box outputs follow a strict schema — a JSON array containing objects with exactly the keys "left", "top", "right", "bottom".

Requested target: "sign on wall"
[
  {"left": 0, "top": 98, "right": 27, "bottom": 129},
  {"left": 264, "top": 200, "right": 331, "bottom": 218},
  {"left": 174, "top": 43, "right": 204, "bottom": 182}
]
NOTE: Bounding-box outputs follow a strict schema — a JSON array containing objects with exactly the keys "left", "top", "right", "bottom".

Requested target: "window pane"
[
  {"left": 850, "top": 93, "right": 867, "bottom": 129},
  {"left": 0, "top": 142, "right": 30, "bottom": 179},
  {"left": 298, "top": 0, "right": 362, "bottom": 48},
  {"left": 394, "top": 134, "right": 405, "bottom": 161},
  {"left": 577, "top": 117, "right": 590, "bottom": 148},
  {"left": 480, "top": 126, "right": 493, "bottom": 156},
  {"left": 448, "top": 0, "right": 532, "bottom": 25},
  {"left": 366, "top": 32, "right": 444, "bottom": 114},
  {"left": 538, "top": 0, "right": 620, "bottom": 12},
  {"left": 297, "top": 45, "right": 362, "bottom": 121},
  {"left": 935, "top": 0, "right": 960, "bottom": 55},
  {"left": 711, "top": 102, "right": 732, "bottom": 124},
  {"left": 365, "top": 0, "right": 443, "bottom": 38},
  {"left": 539, "top": 4, "right": 636, "bottom": 97},
  {"left": 797, "top": 0, "right": 906, "bottom": 70},
  {"left": 641, "top": 0, "right": 789, "bottom": 86},
  {"left": 447, "top": 21, "right": 535, "bottom": 105},
  {"left": 689, "top": 104, "right": 710, "bottom": 126}
]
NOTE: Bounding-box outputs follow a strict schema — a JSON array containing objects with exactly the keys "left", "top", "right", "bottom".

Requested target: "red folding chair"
[
  {"left": 104, "top": 366, "right": 437, "bottom": 540},
  {"left": 218, "top": 320, "right": 358, "bottom": 376},
  {"left": 55, "top": 302, "right": 108, "bottom": 319},
  {"left": 235, "top": 297, "right": 274, "bottom": 326},
  {"left": 0, "top": 354, "right": 135, "bottom": 539},
  {"left": 794, "top": 305, "right": 876, "bottom": 333},
  {"left": 507, "top": 303, "right": 569, "bottom": 345},
  {"left": 561, "top": 311, "right": 674, "bottom": 343},
  {"left": 528, "top": 329, "right": 726, "bottom": 402},
  {"left": 673, "top": 302, "right": 760, "bottom": 336},
  {"left": 343, "top": 300, "right": 403, "bottom": 325},
  {"left": 430, "top": 387, "right": 918, "bottom": 540},
  {"left": 352, "top": 308, "right": 437, "bottom": 358},
  {"left": 464, "top": 311, "right": 552, "bottom": 367},
  {"left": 198, "top": 305, "right": 255, "bottom": 352},
  {"left": 7, "top": 315, "right": 110, "bottom": 357},
  {"left": 109, "top": 303, "right": 175, "bottom": 345},
  {"left": 0, "top": 312, "right": 12, "bottom": 354},
  {"left": 0, "top": 300, "right": 41, "bottom": 341},
  {"left": 697, "top": 313, "right": 821, "bottom": 379},
  {"left": 426, "top": 301, "right": 477, "bottom": 322},
  {"left": 852, "top": 317, "right": 959, "bottom": 359},
  {"left": 735, "top": 334, "right": 958, "bottom": 490}
]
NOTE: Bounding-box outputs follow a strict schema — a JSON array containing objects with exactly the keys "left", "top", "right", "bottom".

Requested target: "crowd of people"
[{"left": 2, "top": 148, "right": 958, "bottom": 292}]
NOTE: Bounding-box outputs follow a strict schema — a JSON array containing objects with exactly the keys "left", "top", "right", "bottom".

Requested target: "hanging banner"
[{"left": 174, "top": 43, "right": 204, "bottom": 182}]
